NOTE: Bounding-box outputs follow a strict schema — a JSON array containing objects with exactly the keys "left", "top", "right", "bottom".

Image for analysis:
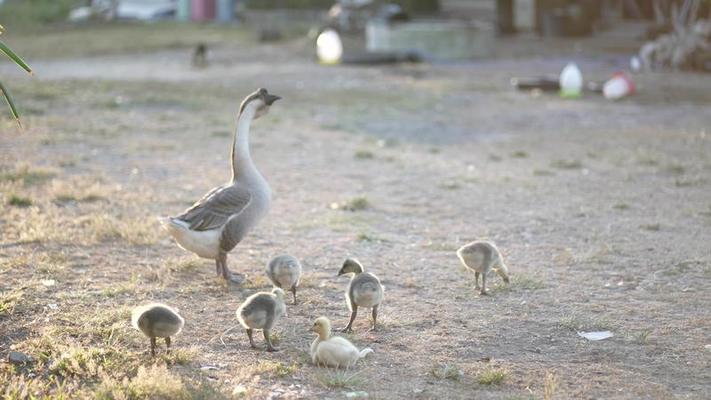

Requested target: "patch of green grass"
[
  {"left": 640, "top": 223, "right": 661, "bottom": 232},
  {"left": 558, "top": 313, "right": 615, "bottom": 332},
  {"left": 439, "top": 181, "right": 461, "bottom": 190},
  {"left": 0, "top": 289, "right": 23, "bottom": 316},
  {"left": 632, "top": 329, "right": 651, "bottom": 344},
  {"left": 430, "top": 364, "right": 463, "bottom": 381},
  {"left": 256, "top": 360, "right": 298, "bottom": 378},
  {"left": 665, "top": 163, "right": 685, "bottom": 175},
  {"left": 354, "top": 150, "right": 375, "bottom": 160},
  {"left": 511, "top": 150, "right": 529, "bottom": 158},
  {"left": 490, "top": 273, "right": 545, "bottom": 293},
  {"left": 0, "top": 165, "right": 55, "bottom": 186},
  {"left": 159, "top": 347, "right": 198, "bottom": 366},
  {"left": 7, "top": 194, "right": 32, "bottom": 207},
  {"left": 316, "top": 369, "right": 365, "bottom": 389},
  {"left": 613, "top": 202, "right": 630, "bottom": 210},
  {"left": 477, "top": 367, "right": 508, "bottom": 385},
  {"left": 331, "top": 196, "right": 371, "bottom": 212},
  {"left": 101, "top": 276, "right": 138, "bottom": 298},
  {"left": 243, "top": 274, "right": 269, "bottom": 289},
  {"left": 533, "top": 169, "right": 554, "bottom": 176},
  {"left": 550, "top": 159, "right": 583, "bottom": 170}
]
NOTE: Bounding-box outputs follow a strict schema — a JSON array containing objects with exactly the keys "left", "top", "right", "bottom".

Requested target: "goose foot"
[{"left": 225, "top": 272, "right": 245, "bottom": 284}]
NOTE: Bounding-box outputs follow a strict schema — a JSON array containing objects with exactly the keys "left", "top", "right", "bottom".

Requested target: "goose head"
[
  {"left": 338, "top": 258, "right": 364, "bottom": 276},
  {"left": 239, "top": 88, "right": 281, "bottom": 120}
]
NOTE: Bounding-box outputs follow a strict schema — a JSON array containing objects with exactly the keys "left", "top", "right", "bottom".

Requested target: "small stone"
[
  {"left": 345, "top": 391, "right": 369, "bottom": 399},
  {"left": 8, "top": 351, "right": 32, "bottom": 364},
  {"left": 41, "top": 279, "right": 56, "bottom": 287}
]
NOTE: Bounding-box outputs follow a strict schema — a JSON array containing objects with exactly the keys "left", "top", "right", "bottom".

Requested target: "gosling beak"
[{"left": 264, "top": 93, "right": 281, "bottom": 105}]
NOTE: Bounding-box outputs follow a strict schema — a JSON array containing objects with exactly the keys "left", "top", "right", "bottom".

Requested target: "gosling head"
[
  {"left": 312, "top": 316, "right": 332, "bottom": 339},
  {"left": 239, "top": 88, "right": 281, "bottom": 120},
  {"left": 338, "top": 258, "right": 364, "bottom": 276},
  {"left": 272, "top": 287, "right": 286, "bottom": 301}
]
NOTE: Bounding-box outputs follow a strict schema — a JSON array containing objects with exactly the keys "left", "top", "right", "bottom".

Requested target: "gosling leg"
[
  {"left": 480, "top": 273, "right": 488, "bottom": 295},
  {"left": 165, "top": 336, "right": 171, "bottom": 353},
  {"left": 150, "top": 337, "right": 157, "bottom": 357},
  {"left": 215, "top": 258, "right": 222, "bottom": 276},
  {"left": 291, "top": 286, "right": 297, "bottom": 305},
  {"left": 264, "top": 329, "right": 279, "bottom": 352},
  {"left": 474, "top": 272, "right": 481, "bottom": 290},
  {"left": 369, "top": 305, "right": 379, "bottom": 332},
  {"left": 246, "top": 328, "right": 256, "bottom": 349},
  {"left": 342, "top": 305, "right": 358, "bottom": 333}
]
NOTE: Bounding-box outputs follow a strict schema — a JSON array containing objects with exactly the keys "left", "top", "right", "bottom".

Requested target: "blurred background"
[{"left": 1, "top": 1, "right": 711, "bottom": 399}]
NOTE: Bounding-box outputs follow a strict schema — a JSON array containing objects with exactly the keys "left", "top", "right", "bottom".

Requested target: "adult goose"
[{"left": 161, "top": 88, "right": 280, "bottom": 283}]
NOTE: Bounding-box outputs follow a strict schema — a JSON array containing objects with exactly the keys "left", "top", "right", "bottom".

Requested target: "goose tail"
[{"left": 359, "top": 347, "right": 374, "bottom": 358}]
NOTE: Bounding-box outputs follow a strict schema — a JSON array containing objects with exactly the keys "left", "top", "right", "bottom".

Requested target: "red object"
[
  {"left": 613, "top": 72, "right": 635, "bottom": 94},
  {"left": 192, "top": 0, "right": 216, "bottom": 21}
]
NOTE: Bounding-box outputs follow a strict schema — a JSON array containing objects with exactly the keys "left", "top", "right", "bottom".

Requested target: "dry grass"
[
  {"left": 477, "top": 367, "right": 508, "bottom": 385},
  {"left": 0, "top": 289, "right": 23, "bottom": 316},
  {"left": 430, "top": 363, "right": 463, "bottom": 381},
  {"left": 316, "top": 369, "right": 366, "bottom": 389},
  {"left": 544, "top": 370, "right": 559, "bottom": 400},
  {"left": 0, "top": 165, "right": 56, "bottom": 186}
]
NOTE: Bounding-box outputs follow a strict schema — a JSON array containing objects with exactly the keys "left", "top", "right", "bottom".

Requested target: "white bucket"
[{"left": 603, "top": 72, "right": 635, "bottom": 100}]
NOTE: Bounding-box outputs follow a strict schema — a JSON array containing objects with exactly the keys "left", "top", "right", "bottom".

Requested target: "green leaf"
[
  {"left": 0, "top": 40, "right": 32, "bottom": 74},
  {"left": 0, "top": 80, "right": 22, "bottom": 127}
]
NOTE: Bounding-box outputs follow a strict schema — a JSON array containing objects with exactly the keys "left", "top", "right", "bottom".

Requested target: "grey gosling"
[
  {"left": 192, "top": 43, "right": 208, "bottom": 68},
  {"left": 236, "top": 288, "right": 287, "bottom": 352},
  {"left": 338, "top": 258, "right": 384, "bottom": 332},
  {"left": 456, "top": 240, "right": 510, "bottom": 295},
  {"left": 161, "top": 88, "right": 280, "bottom": 283},
  {"left": 131, "top": 303, "right": 184, "bottom": 357},
  {"left": 266, "top": 255, "right": 302, "bottom": 304}
]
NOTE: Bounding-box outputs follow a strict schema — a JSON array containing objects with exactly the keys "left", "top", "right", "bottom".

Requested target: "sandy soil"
[{"left": 1, "top": 24, "right": 710, "bottom": 400}]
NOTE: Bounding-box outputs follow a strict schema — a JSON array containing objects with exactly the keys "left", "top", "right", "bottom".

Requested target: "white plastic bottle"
[{"left": 559, "top": 62, "right": 583, "bottom": 98}]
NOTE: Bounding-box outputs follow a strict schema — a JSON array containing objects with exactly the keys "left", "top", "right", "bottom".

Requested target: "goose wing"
[{"left": 176, "top": 183, "right": 252, "bottom": 231}]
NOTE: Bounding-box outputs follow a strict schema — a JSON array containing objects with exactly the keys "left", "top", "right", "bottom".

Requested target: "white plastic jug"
[{"left": 559, "top": 62, "right": 582, "bottom": 98}]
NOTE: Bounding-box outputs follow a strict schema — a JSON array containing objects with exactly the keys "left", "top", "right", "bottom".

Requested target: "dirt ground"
[{"left": 1, "top": 22, "right": 710, "bottom": 400}]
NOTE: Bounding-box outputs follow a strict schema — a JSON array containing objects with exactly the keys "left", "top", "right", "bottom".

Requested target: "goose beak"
[{"left": 264, "top": 94, "right": 281, "bottom": 105}]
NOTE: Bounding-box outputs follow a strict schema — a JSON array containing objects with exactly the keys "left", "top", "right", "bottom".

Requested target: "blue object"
[
  {"left": 216, "top": 0, "right": 235, "bottom": 23},
  {"left": 176, "top": 0, "right": 190, "bottom": 21}
]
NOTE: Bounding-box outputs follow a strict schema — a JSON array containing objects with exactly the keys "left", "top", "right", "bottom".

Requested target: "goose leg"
[
  {"left": 291, "top": 286, "right": 297, "bottom": 305},
  {"left": 246, "top": 329, "right": 256, "bottom": 348},
  {"left": 150, "top": 337, "right": 157, "bottom": 357},
  {"left": 341, "top": 305, "right": 358, "bottom": 333},
  {"left": 219, "top": 251, "right": 244, "bottom": 284},
  {"left": 369, "top": 305, "right": 379, "bottom": 332},
  {"left": 264, "top": 329, "right": 279, "bottom": 352},
  {"left": 474, "top": 272, "right": 481, "bottom": 290},
  {"left": 165, "top": 336, "right": 171, "bottom": 353}
]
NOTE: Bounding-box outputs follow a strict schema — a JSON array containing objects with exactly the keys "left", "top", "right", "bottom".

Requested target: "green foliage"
[
  {"left": 0, "top": 0, "right": 78, "bottom": 27},
  {"left": 247, "top": 0, "right": 334, "bottom": 10},
  {"left": 1, "top": 23, "right": 33, "bottom": 125}
]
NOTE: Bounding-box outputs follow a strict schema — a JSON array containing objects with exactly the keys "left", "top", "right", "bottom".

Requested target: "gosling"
[
  {"left": 266, "top": 255, "right": 302, "bottom": 304},
  {"left": 456, "top": 240, "right": 510, "bottom": 295},
  {"left": 131, "top": 303, "right": 184, "bottom": 357},
  {"left": 236, "top": 288, "right": 287, "bottom": 352},
  {"left": 310, "top": 316, "right": 373, "bottom": 368},
  {"left": 192, "top": 42, "right": 208, "bottom": 68},
  {"left": 338, "top": 258, "right": 384, "bottom": 332}
]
